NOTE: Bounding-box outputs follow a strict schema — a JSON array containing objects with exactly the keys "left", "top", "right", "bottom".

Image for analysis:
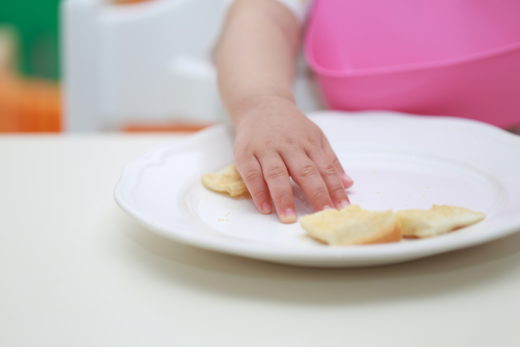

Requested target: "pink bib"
[{"left": 305, "top": 0, "right": 520, "bottom": 128}]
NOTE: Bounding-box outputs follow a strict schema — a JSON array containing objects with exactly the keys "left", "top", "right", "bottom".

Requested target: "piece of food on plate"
[
  {"left": 300, "top": 205, "right": 402, "bottom": 245},
  {"left": 397, "top": 205, "right": 485, "bottom": 238},
  {"left": 201, "top": 164, "right": 249, "bottom": 197}
]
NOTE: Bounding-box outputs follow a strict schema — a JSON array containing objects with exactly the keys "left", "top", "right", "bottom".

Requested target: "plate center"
[{"left": 185, "top": 150, "right": 503, "bottom": 247}]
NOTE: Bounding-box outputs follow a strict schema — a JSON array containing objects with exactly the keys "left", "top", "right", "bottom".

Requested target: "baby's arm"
[{"left": 216, "top": 0, "right": 352, "bottom": 223}]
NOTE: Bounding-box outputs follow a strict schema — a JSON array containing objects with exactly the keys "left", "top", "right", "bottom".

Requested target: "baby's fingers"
[
  {"left": 235, "top": 156, "right": 272, "bottom": 214},
  {"left": 322, "top": 137, "right": 354, "bottom": 189},
  {"left": 309, "top": 149, "right": 349, "bottom": 208},
  {"left": 282, "top": 151, "right": 333, "bottom": 212},
  {"left": 259, "top": 154, "right": 296, "bottom": 223}
]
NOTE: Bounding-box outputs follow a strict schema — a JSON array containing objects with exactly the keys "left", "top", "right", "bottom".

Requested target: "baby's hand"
[{"left": 234, "top": 96, "right": 354, "bottom": 223}]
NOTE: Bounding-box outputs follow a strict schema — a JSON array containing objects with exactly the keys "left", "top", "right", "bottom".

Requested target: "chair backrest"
[{"left": 62, "top": 0, "right": 321, "bottom": 131}]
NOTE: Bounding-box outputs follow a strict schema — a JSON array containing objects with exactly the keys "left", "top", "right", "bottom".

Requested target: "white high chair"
[{"left": 62, "top": 0, "right": 321, "bottom": 131}]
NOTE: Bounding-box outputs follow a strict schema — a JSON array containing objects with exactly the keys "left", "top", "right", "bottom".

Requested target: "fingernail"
[
  {"left": 323, "top": 205, "right": 333, "bottom": 210},
  {"left": 280, "top": 208, "right": 296, "bottom": 223},
  {"left": 260, "top": 202, "right": 272, "bottom": 214},
  {"left": 338, "top": 200, "right": 350, "bottom": 209},
  {"left": 341, "top": 173, "right": 353, "bottom": 185}
]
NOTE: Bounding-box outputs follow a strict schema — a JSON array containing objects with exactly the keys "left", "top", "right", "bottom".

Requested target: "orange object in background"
[
  {"left": 0, "top": 75, "right": 61, "bottom": 133},
  {"left": 0, "top": 74, "right": 210, "bottom": 134},
  {"left": 115, "top": 0, "right": 153, "bottom": 4},
  {"left": 122, "top": 123, "right": 212, "bottom": 133},
  {"left": 0, "top": 74, "right": 211, "bottom": 133}
]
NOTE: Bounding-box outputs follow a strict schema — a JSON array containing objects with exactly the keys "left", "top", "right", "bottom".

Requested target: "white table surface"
[{"left": 1, "top": 134, "right": 519, "bottom": 347}]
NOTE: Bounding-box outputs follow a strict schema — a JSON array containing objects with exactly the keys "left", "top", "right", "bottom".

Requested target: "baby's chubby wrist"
[{"left": 230, "top": 94, "right": 298, "bottom": 128}]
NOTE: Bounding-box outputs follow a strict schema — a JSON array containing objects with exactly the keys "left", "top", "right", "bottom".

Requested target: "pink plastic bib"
[{"left": 305, "top": 0, "right": 520, "bottom": 128}]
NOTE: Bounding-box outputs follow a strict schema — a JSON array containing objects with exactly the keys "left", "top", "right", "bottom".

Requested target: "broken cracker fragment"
[
  {"left": 397, "top": 205, "right": 485, "bottom": 238},
  {"left": 201, "top": 164, "right": 249, "bottom": 197},
  {"left": 300, "top": 205, "right": 402, "bottom": 246}
]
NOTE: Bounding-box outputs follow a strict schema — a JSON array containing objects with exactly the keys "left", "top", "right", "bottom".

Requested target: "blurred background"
[
  {"left": 0, "top": 0, "right": 320, "bottom": 133},
  {"left": 0, "top": 0, "right": 61, "bottom": 132}
]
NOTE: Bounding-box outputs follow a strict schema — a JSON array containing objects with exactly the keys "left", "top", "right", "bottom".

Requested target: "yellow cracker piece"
[
  {"left": 300, "top": 205, "right": 402, "bottom": 246},
  {"left": 201, "top": 164, "right": 249, "bottom": 197},
  {"left": 397, "top": 205, "right": 485, "bottom": 238}
]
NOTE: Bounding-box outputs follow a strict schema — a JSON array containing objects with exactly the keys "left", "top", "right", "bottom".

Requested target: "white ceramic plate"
[{"left": 115, "top": 111, "right": 520, "bottom": 267}]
